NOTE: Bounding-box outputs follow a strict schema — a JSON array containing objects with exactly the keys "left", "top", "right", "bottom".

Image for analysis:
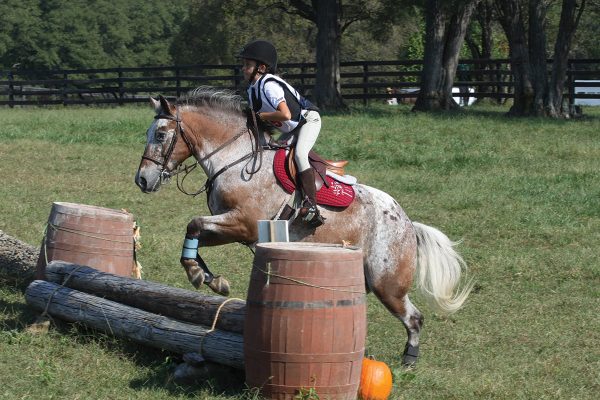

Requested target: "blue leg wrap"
[{"left": 181, "top": 237, "right": 199, "bottom": 259}]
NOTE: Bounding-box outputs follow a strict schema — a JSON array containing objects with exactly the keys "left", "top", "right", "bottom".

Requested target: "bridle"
[
  {"left": 141, "top": 107, "right": 263, "bottom": 196},
  {"left": 141, "top": 110, "right": 194, "bottom": 184}
]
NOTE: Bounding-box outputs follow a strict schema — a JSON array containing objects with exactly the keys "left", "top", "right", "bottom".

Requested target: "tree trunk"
[
  {"left": 497, "top": 0, "right": 535, "bottom": 115},
  {"left": 414, "top": 0, "right": 450, "bottom": 111},
  {"left": 442, "top": 1, "right": 480, "bottom": 103},
  {"left": 25, "top": 280, "right": 245, "bottom": 369},
  {"left": 313, "top": 0, "right": 346, "bottom": 111},
  {"left": 548, "top": 0, "right": 586, "bottom": 116},
  {"left": 478, "top": 0, "right": 493, "bottom": 60},
  {"left": 529, "top": 0, "right": 549, "bottom": 116},
  {"left": 414, "top": 0, "right": 480, "bottom": 111},
  {"left": 44, "top": 261, "right": 246, "bottom": 334}
]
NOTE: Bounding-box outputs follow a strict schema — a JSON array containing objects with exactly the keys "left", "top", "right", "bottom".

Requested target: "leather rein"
[{"left": 141, "top": 109, "right": 262, "bottom": 196}]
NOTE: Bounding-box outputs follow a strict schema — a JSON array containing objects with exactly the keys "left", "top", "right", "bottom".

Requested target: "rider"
[{"left": 238, "top": 39, "right": 324, "bottom": 227}]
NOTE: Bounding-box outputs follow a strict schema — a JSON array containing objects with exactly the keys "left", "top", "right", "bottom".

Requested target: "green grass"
[{"left": 1, "top": 104, "right": 599, "bottom": 399}]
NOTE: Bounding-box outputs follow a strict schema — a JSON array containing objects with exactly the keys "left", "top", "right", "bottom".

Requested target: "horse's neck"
[{"left": 191, "top": 113, "right": 252, "bottom": 178}]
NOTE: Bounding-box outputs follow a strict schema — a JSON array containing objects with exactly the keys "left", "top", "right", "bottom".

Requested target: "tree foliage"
[{"left": 0, "top": 0, "right": 186, "bottom": 70}]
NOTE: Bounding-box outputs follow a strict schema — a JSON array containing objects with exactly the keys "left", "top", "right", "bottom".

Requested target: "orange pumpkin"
[{"left": 358, "top": 356, "right": 393, "bottom": 400}]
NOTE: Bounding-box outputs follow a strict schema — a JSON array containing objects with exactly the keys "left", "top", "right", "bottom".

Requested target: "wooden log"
[
  {"left": 44, "top": 261, "right": 246, "bottom": 334},
  {"left": 25, "top": 280, "right": 244, "bottom": 369},
  {"left": 0, "top": 229, "right": 39, "bottom": 283}
]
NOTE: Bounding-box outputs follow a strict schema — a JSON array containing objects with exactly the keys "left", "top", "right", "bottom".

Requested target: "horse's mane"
[{"left": 177, "top": 86, "right": 245, "bottom": 115}]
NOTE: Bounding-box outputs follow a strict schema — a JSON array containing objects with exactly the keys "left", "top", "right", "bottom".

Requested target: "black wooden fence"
[{"left": 1, "top": 59, "right": 599, "bottom": 107}]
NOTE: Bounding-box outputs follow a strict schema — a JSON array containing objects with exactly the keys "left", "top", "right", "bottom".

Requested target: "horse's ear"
[
  {"left": 150, "top": 97, "right": 161, "bottom": 113},
  {"left": 158, "top": 94, "right": 176, "bottom": 116}
]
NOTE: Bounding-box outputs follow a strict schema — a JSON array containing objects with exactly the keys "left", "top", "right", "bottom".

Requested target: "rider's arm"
[{"left": 258, "top": 101, "right": 291, "bottom": 122}]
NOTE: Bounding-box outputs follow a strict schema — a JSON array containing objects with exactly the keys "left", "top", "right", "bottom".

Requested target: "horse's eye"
[{"left": 156, "top": 131, "right": 167, "bottom": 142}]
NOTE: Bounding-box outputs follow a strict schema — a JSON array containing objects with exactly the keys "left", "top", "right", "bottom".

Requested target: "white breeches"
[{"left": 294, "top": 110, "right": 321, "bottom": 172}]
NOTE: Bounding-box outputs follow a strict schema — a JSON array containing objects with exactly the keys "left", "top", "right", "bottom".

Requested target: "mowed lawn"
[{"left": 0, "top": 103, "right": 598, "bottom": 399}]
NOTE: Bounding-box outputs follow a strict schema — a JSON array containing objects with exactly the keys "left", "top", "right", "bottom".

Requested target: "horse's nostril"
[{"left": 138, "top": 176, "right": 147, "bottom": 190}]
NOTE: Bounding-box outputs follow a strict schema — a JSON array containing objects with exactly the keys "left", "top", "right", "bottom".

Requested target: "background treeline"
[
  {"left": 0, "top": 0, "right": 414, "bottom": 70},
  {"left": 1, "top": 0, "right": 597, "bottom": 72}
]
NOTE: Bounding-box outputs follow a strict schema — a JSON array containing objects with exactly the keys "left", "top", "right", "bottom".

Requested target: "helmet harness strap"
[{"left": 248, "top": 63, "right": 265, "bottom": 84}]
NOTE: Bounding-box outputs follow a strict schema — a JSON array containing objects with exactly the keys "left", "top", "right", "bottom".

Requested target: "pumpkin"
[{"left": 358, "top": 356, "right": 393, "bottom": 400}]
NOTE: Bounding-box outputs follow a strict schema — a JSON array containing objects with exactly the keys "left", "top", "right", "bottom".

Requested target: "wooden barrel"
[
  {"left": 244, "top": 242, "right": 366, "bottom": 400},
  {"left": 36, "top": 202, "right": 135, "bottom": 279}
]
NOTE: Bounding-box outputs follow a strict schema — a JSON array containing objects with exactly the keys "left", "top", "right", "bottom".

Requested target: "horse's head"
[{"left": 135, "top": 95, "right": 194, "bottom": 193}]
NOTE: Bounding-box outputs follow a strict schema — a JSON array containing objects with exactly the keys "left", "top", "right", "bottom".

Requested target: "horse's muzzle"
[{"left": 135, "top": 169, "right": 162, "bottom": 193}]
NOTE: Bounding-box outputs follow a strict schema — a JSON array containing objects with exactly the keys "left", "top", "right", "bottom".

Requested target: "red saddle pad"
[{"left": 273, "top": 149, "right": 355, "bottom": 208}]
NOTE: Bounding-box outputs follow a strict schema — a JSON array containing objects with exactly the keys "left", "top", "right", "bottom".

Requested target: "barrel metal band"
[
  {"left": 245, "top": 349, "right": 364, "bottom": 363},
  {"left": 246, "top": 296, "right": 366, "bottom": 309}
]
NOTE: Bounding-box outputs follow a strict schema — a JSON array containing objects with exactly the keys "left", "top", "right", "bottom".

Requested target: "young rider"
[{"left": 238, "top": 40, "right": 324, "bottom": 227}]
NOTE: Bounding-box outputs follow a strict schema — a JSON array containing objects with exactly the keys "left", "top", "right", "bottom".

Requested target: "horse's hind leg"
[
  {"left": 368, "top": 234, "right": 423, "bottom": 366},
  {"left": 375, "top": 289, "right": 424, "bottom": 366}
]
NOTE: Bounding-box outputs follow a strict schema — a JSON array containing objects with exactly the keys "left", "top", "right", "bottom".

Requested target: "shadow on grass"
[
  {"left": 64, "top": 324, "right": 247, "bottom": 398},
  {"left": 326, "top": 102, "right": 600, "bottom": 123},
  {"left": 0, "top": 281, "right": 39, "bottom": 331}
]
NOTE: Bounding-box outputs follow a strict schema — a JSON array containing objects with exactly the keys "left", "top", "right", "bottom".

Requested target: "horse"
[{"left": 134, "top": 87, "right": 473, "bottom": 366}]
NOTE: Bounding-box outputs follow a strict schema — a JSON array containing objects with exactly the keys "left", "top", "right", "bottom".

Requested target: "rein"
[{"left": 143, "top": 107, "right": 264, "bottom": 197}]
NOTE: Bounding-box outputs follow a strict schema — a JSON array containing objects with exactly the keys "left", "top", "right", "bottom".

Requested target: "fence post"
[
  {"left": 363, "top": 63, "right": 369, "bottom": 107},
  {"left": 62, "top": 72, "right": 68, "bottom": 106},
  {"left": 175, "top": 66, "right": 181, "bottom": 98},
  {"left": 233, "top": 66, "right": 240, "bottom": 91},
  {"left": 567, "top": 60, "right": 575, "bottom": 109},
  {"left": 8, "top": 70, "right": 14, "bottom": 108},
  {"left": 496, "top": 62, "right": 504, "bottom": 104},
  {"left": 301, "top": 65, "right": 307, "bottom": 96},
  {"left": 118, "top": 68, "right": 124, "bottom": 106}
]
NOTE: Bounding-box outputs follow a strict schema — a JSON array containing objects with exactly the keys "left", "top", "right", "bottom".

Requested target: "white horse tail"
[{"left": 413, "top": 221, "right": 474, "bottom": 315}]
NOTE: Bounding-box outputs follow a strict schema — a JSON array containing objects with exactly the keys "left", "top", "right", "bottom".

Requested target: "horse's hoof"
[
  {"left": 402, "top": 344, "right": 419, "bottom": 367},
  {"left": 207, "top": 276, "right": 230, "bottom": 296}
]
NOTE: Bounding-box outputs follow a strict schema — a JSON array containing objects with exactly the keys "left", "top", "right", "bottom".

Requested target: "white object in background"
[
  {"left": 452, "top": 87, "right": 476, "bottom": 106},
  {"left": 574, "top": 80, "right": 600, "bottom": 106},
  {"left": 257, "top": 220, "right": 289, "bottom": 243}
]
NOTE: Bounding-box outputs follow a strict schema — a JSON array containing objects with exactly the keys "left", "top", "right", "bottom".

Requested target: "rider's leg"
[{"left": 294, "top": 111, "right": 324, "bottom": 227}]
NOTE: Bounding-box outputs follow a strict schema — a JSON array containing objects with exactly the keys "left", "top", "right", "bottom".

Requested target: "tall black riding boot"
[{"left": 297, "top": 168, "right": 325, "bottom": 227}]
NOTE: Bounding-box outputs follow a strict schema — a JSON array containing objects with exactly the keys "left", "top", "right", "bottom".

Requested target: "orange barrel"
[
  {"left": 244, "top": 242, "right": 366, "bottom": 400},
  {"left": 36, "top": 202, "right": 135, "bottom": 279}
]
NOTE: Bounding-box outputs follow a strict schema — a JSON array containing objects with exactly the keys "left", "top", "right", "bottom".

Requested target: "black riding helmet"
[{"left": 237, "top": 40, "right": 278, "bottom": 72}]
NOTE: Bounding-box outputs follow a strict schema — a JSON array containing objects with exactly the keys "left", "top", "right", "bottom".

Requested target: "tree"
[
  {"left": 413, "top": 0, "right": 481, "bottom": 111},
  {"left": 313, "top": 0, "right": 346, "bottom": 110},
  {"left": 270, "top": 0, "right": 353, "bottom": 111},
  {"left": 496, "top": 0, "right": 587, "bottom": 117}
]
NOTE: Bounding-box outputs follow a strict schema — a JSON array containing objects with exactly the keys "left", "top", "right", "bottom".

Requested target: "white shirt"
[{"left": 247, "top": 74, "right": 302, "bottom": 133}]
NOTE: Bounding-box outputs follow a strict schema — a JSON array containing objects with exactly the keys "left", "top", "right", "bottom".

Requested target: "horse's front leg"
[{"left": 180, "top": 211, "right": 255, "bottom": 296}]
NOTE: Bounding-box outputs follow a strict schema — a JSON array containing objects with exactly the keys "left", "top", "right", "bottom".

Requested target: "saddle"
[
  {"left": 273, "top": 149, "right": 355, "bottom": 208},
  {"left": 287, "top": 147, "right": 349, "bottom": 191}
]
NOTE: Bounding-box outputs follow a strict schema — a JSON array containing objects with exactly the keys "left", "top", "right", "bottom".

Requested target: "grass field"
[{"left": 1, "top": 103, "right": 599, "bottom": 399}]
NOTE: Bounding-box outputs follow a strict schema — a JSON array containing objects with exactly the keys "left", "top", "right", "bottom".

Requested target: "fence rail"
[{"left": 1, "top": 59, "right": 599, "bottom": 107}]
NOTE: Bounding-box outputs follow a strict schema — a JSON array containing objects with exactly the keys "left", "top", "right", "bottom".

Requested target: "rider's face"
[{"left": 241, "top": 59, "right": 265, "bottom": 82}]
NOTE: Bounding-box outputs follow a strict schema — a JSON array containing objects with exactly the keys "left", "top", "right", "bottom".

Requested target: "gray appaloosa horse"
[{"left": 135, "top": 87, "right": 473, "bottom": 366}]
